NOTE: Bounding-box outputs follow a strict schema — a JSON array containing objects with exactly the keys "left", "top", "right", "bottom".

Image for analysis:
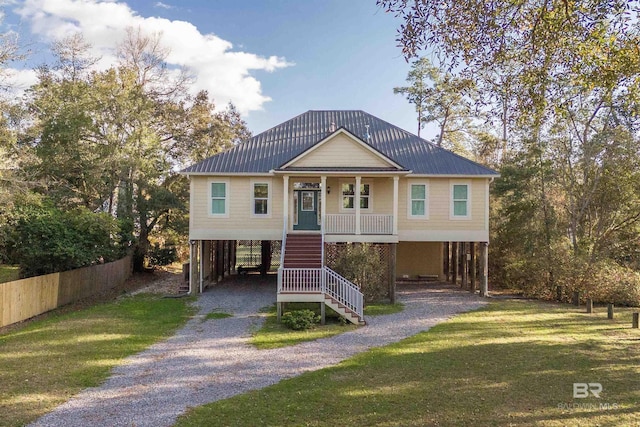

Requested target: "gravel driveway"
[{"left": 31, "top": 279, "right": 486, "bottom": 427}]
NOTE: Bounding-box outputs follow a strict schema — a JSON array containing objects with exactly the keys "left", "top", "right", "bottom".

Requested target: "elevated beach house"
[{"left": 181, "top": 110, "right": 498, "bottom": 324}]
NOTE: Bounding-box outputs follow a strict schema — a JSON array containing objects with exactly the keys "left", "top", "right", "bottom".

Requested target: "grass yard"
[
  {"left": 0, "top": 294, "right": 194, "bottom": 427},
  {"left": 177, "top": 299, "right": 640, "bottom": 426},
  {"left": 0, "top": 265, "right": 20, "bottom": 283},
  {"left": 250, "top": 303, "right": 358, "bottom": 349}
]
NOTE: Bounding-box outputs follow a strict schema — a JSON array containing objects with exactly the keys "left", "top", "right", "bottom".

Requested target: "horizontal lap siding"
[
  {"left": 290, "top": 134, "right": 391, "bottom": 168},
  {"left": 397, "top": 178, "right": 489, "bottom": 241},
  {"left": 190, "top": 176, "right": 283, "bottom": 240}
]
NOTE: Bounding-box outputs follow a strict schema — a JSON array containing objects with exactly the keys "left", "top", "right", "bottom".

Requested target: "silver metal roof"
[{"left": 182, "top": 110, "right": 499, "bottom": 176}]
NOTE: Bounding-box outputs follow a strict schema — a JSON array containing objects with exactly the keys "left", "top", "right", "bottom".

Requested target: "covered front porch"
[{"left": 277, "top": 171, "right": 407, "bottom": 241}]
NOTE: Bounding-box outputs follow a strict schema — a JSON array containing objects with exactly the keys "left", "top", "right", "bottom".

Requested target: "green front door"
[{"left": 294, "top": 190, "right": 320, "bottom": 230}]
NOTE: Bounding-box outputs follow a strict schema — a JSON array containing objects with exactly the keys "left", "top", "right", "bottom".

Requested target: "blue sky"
[{"left": 3, "top": 0, "right": 428, "bottom": 138}]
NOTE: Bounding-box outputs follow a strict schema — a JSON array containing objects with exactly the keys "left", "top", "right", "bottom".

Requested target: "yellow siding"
[
  {"left": 396, "top": 242, "right": 443, "bottom": 279},
  {"left": 190, "top": 174, "right": 490, "bottom": 242},
  {"left": 397, "top": 178, "right": 487, "bottom": 231},
  {"left": 190, "top": 176, "right": 283, "bottom": 240},
  {"left": 289, "top": 134, "right": 392, "bottom": 168}
]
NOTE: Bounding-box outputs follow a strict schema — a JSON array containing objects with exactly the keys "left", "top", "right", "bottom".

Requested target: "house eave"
[
  {"left": 181, "top": 171, "right": 275, "bottom": 177},
  {"left": 270, "top": 169, "right": 412, "bottom": 176}
]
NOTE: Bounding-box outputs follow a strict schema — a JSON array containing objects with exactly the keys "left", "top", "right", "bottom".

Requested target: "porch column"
[
  {"left": 321, "top": 175, "right": 327, "bottom": 231},
  {"left": 199, "top": 240, "right": 204, "bottom": 293},
  {"left": 392, "top": 176, "right": 399, "bottom": 235},
  {"left": 282, "top": 175, "right": 289, "bottom": 231},
  {"left": 480, "top": 242, "right": 489, "bottom": 296},
  {"left": 355, "top": 176, "right": 361, "bottom": 235}
]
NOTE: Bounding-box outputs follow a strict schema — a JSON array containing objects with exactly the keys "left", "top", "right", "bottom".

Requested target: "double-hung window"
[
  {"left": 341, "top": 183, "right": 370, "bottom": 210},
  {"left": 408, "top": 182, "right": 428, "bottom": 218},
  {"left": 252, "top": 182, "right": 270, "bottom": 216},
  {"left": 210, "top": 181, "right": 228, "bottom": 216},
  {"left": 451, "top": 182, "right": 470, "bottom": 219}
]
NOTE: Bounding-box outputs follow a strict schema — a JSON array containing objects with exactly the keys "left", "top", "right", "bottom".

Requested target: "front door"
[{"left": 294, "top": 190, "right": 320, "bottom": 230}]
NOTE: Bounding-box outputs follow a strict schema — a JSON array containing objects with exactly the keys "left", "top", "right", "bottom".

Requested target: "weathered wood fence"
[{"left": 0, "top": 256, "right": 132, "bottom": 328}]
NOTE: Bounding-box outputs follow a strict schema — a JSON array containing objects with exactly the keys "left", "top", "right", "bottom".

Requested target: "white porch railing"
[
  {"left": 325, "top": 214, "right": 393, "bottom": 235},
  {"left": 278, "top": 266, "right": 364, "bottom": 319}
]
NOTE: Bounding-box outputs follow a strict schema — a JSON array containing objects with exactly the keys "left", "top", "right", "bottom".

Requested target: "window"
[
  {"left": 451, "top": 182, "right": 470, "bottom": 219},
  {"left": 408, "top": 182, "right": 428, "bottom": 218},
  {"left": 341, "top": 183, "right": 370, "bottom": 210},
  {"left": 252, "top": 182, "right": 269, "bottom": 215},
  {"left": 210, "top": 181, "right": 227, "bottom": 216}
]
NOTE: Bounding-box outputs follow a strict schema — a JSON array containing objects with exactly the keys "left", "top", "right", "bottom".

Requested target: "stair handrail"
[{"left": 322, "top": 266, "right": 364, "bottom": 320}]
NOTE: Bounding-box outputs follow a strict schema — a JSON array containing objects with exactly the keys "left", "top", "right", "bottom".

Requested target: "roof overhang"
[
  {"left": 271, "top": 169, "right": 412, "bottom": 176},
  {"left": 181, "top": 172, "right": 275, "bottom": 177}
]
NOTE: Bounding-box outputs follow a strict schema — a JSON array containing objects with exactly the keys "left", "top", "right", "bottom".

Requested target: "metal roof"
[{"left": 182, "top": 110, "right": 499, "bottom": 176}]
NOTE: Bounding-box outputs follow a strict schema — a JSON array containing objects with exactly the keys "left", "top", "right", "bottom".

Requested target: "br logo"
[{"left": 573, "top": 383, "right": 602, "bottom": 398}]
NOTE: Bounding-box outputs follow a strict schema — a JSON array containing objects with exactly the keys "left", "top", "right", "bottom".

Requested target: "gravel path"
[{"left": 31, "top": 279, "right": 486, "bottom": 427}]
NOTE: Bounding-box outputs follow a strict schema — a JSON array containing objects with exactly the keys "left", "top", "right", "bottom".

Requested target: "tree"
[
  {"left": 381, "top": 0, "right": 640, "bottom": 299},
  {"left": 393, "top": 57, "right": 432, "bottom": 137},
  {"left": 24, "top": 29, "right": 251, "bottom": 271}
]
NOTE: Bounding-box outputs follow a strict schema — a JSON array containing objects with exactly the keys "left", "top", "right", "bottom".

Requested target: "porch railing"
[
  {"left": 278, "top": 266, "right": 364, "bottom": 319},
  {"left": 325, "top": 214, "right": 393, "bottom": 235}
]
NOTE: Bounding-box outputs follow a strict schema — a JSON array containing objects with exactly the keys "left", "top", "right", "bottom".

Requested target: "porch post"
[
  {"left": 199, "top": 240, "right": 204, "bottom": 293},
  {"left": 461, "top": 242, "right": 468, "bottom": 289},
  {"left": 392, "top": 176, "right": 399, "bottom": 235},
  {"left": 321, "top": 175, "right": 327, "bottom": 231},
  {"left": 480, "top": 242, "right": 489, "bottom": 296},
  {"left": 470, "top": 242, "right": 477, "bottom": 292},
  {"left": 283, "top": 175, "right": 289, "bottom": 231},
  {"left": 355, "top": 176, "right": 361, "bottom": 235}
]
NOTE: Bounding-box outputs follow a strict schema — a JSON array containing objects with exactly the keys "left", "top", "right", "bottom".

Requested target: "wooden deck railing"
[
  {"left": 325, "top": 214, "right": 393, "bottom": 235},
  {"left": 278, "top": 266, "right": 364, "bottom": 319}
]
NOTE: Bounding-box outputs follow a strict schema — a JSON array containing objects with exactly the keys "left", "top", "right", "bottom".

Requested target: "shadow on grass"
[
  {"left": 176, "top": 300, "right": 640, "bottom": 427},
  {"left": 0, "top": 294, "right": 194, "bottom": 427}
]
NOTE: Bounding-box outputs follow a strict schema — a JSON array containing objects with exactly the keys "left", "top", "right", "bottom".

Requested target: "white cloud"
[
  {"left": 154, "top": 2, "right": 173, "bottom": 10},
  {"left": 14, "top": 0, "right": 292, "bottom": 114}
]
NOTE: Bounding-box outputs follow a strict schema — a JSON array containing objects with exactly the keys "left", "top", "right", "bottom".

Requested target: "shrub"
[
  {"left": 281, "top": 309, "right": 320, "bottom": 330},
  {"left": 330, "top": 243, "right": 388, "bottom": 303},
  {"left": 148, "top": 243, "right": 178, "bottom": 266},
  {"left": 5, "top": 201, "right": 120, "bottom": 277}
]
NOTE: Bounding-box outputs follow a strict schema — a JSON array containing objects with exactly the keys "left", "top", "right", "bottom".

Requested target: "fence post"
[
  {"left": 572, "top": 291, "right": 580, "bottom": 306},
  {"left": 633, "top": 312, "right": 639, "bottom": 329},
  {"left": 586, "top": 298, "right": 593, "bottom": 313},
  {"left": 607, "top": 303, "right": 614, "bottom": 320}
]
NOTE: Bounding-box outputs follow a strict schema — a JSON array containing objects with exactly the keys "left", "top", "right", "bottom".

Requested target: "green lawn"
[
  {"left": 0, "top": 265, "right": 20, "bottom": 283},
  {"left": 250, "top": 303, "right": 358, "bottom": 349},
  {"left": 0, "top": 294, "right": 194, "bottom": 427},
  {"left": 177, "top": 300, "right": 640, "bottom": 426}
]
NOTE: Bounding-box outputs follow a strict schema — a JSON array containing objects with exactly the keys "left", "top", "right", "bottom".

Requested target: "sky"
[{"left": 1, "top": 0, "right": 430, "bottom": 138}]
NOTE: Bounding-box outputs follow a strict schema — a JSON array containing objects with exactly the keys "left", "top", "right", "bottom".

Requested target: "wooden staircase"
[
  {"left": 324, "top": 294, "right": 366, "bottom": 325},
  {"left": 283, "top": 233, "right": 322, "bottom": 269},
  {"left": 279, "top": 232, "right": 365, "bottom": 325}
]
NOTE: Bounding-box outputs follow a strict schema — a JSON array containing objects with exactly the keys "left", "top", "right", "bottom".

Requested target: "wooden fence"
[{"left": 0, "top": 255, "right": 132, "bottom": 328}]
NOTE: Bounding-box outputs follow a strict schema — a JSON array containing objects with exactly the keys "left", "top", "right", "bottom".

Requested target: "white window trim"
[
  {"left": 407, "top": 180, "right": 429, "bottom": 219},
  {"left": 450, "top": 180, "right": 471, "bottom": 220},
  {"left": 250, "top": 179, "right": 272, "bottom": 218},
  {"left": 339, "top": 179, "right": 373, "bottom": 213},
  {"left": 208, "top": 179, "right": 229, "bottom": 218}
]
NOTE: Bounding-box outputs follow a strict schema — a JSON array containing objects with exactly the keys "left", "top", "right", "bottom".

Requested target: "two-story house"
[{"left": 181, "top": 110, "right": 498, "bottom": 324}]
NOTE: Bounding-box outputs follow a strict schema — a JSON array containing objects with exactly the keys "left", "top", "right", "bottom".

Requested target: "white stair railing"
[
  {"left": 278, "top": 266, "right": 364, "bottom": 321},
  {"left": 322, "top": 267, "right": 363, "bottom": 319}
]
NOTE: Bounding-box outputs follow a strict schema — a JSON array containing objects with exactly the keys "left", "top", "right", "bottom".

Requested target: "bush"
[
  {"left": 330, "top": 243, "right": 388, "bottom": 303},
  {"left": 148, "top": 243, "right": 178, "bottom": 266},
  {"left": 5, "top": 201, "right": 120, "bottom": 277},
  {"left": 281, "top": 309, "right": 320, "bottom": 330}
]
